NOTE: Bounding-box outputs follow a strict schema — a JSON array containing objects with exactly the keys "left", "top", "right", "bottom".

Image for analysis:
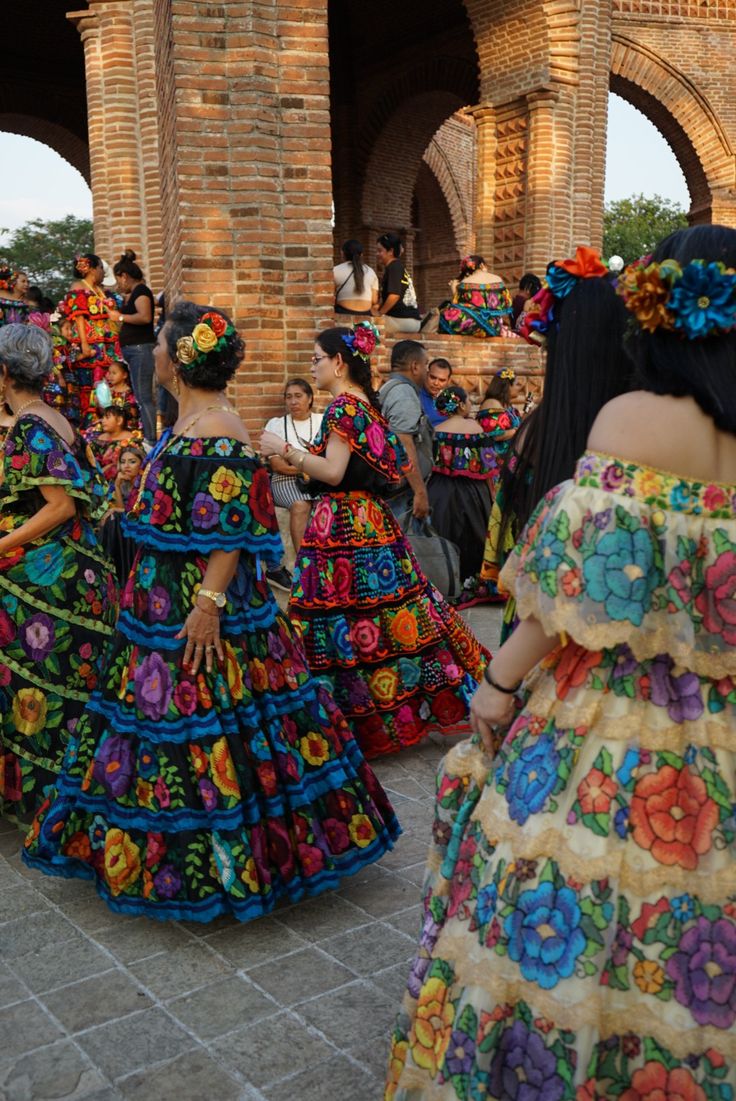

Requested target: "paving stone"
[
  {"left": 380, "top": 776, "right": 431, "bottom": 801},
  {"left": 375, "top": 836, "right": 430, "bottom": 871},
  {"left": 371, "top": 960, "right": 412, "bottom": 1002},
  {"left": 0, "top": 1001, "right": 64, "bottom": 1064},
  {"left": 246, "top": 946, "right": 355, "bottom": 1008},
  {"left": 61, "top": 893, "right": 128, "bottom": 935},
  {"left": 297, "top": 980, "right": 397, "bottom": 1048},
  {"left": 93, "top": 920, "right": 192, "bottom": 965},
  {"left": 128, "top": 941, "right": 230, "bottom": 1000},
  {"left": 212, "top": 1010, "right": 334, "bottom": 1088},
  {"left": 398, "top": 861, "right": 430, "bottom": 888},
  {"left": 384, "top": 904, "right": 422, "bottom": 939},
  {"left": 205, "top": 915, "right": 307, "bottom": 968},
  {"left": 32, "top": 875, "right": 99, "bottom": 904},
  {"left": 166, "top": 975, "right": 276, "bottom": 1041},
  {"left": 76, "top": 1008, "right": 190, "bottom": 1081},
  {"left": 0, "top": 963, "right": 30, "bottom": 1009},
  {"left": 0, "top": 829, "right": 23, "bottom": 858},
  {"left": 263, "top": 1053, "right": 380, "bottom": 1101},
  {"left": 10, "top": 935, "right": 115, "bottom": 995},
  {"left": 349, "top": 1032, "right": 393, "bottom": 1082},
  {"left": 0, "top": 1039, "right": 107, "bottom": 1101},
  {"left": 117, "top": 1049, "right": 242, "bottom": 1101},
  {"left": 0, "top": 856, "right": 24, "bottom": 888},
  {"left": 42, "top": 971, "right": 152, "bottom": 1034},
  {"left": 0, "top": 881, "right": 52, "bottom": 922},
  {"left": 319, "top": 921, "right": 414, "bottom": 977},
  {"left": 0, "top": 911, "right": 78, "bottom": 959},
  {"left": 275, "top": 895, "right": 370, "bottom": 942},
  {"left": 338, "top": 870, "right": 419, "bottom": 918}
]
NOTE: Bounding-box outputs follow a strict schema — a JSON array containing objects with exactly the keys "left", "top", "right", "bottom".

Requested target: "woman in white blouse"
[
  {"left": 264, "top": 378, "right": 322, "bottom": 582},
  {"left": 333, "top": 239, "right": 379, "bottom": 316}
]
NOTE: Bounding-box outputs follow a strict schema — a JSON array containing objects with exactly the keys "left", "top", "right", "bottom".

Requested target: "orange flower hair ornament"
[{"left": 519, "top": 246, "right": 608, "bottom": 346}]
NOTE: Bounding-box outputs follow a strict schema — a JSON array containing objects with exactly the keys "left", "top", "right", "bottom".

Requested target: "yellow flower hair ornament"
[
  {"left": 176, "top": 311, "right": 236, "bottom": 369},
  {"left": 618, "top": 256, "right": 736, "bottom": 340}
]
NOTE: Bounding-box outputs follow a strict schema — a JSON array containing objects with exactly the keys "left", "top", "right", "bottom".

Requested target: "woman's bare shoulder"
[{"left": 188, "top": 409, "right": 250, "bottom": 444}]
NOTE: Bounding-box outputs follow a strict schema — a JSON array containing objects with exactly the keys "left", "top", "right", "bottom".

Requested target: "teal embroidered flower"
[
  {"left": 669, "top": 260, "right": 736, "bottom": 340},
  {"left": 583, "top": 527, "right": 658, "bottom": 625}
]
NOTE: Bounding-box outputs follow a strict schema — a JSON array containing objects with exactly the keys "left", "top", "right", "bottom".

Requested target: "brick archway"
[
  {"left": 0, "top": 114, "right": 90, "bottom": 183},
  {"left": 610, "top": 36, "right": 734, "bottom": 222}
]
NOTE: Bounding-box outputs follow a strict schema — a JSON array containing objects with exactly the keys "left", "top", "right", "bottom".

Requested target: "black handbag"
[{"left": 401, "top": 511, "right": 461, "bottom": 600}]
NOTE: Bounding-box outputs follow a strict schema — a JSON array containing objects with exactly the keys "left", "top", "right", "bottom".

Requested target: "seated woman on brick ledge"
[{"left": 439, "top": 254, "right": 514, "bottom": 339}]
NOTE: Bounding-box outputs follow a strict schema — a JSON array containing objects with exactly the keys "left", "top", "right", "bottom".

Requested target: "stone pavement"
[{"left": 0, "top": 605, "right": 501, "bottom": 1101}]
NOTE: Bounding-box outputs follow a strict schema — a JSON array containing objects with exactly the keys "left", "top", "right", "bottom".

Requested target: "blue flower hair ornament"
[{"left": 619, "top": 257, "right": 736, "bottom": 340}]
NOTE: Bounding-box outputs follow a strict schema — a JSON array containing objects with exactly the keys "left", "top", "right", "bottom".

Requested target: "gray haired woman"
[{"left": 0, "top": 323, "right": 117, "bottom": 829}]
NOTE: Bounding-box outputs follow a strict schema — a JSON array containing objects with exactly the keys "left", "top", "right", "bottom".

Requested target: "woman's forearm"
[
  {"left": 488, "top": 615, "right": 559, "bottom": 686},
  {"left": 199, "top": 549, "right": 241, "bottom": 598},
  {"left": 269, "top": 454, "right": 299, "bottom": 476},
  {"left": 0, "top": 499, "right": 76, "bottom": 553}
]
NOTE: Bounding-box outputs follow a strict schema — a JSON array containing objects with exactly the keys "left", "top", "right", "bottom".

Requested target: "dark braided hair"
[{"left": 315, "top": 327, "right": 381, "bottom": 410}]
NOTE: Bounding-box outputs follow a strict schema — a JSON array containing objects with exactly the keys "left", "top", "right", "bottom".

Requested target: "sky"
[{"left": 0, "top": 92, "right": 690, "bottom": 244}]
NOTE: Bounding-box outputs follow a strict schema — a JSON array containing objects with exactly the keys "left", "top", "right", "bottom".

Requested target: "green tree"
[
  {"left": 602, "top": 193, "right": 688, "bottom": 265},
  {"left": 1, "top": 215, "right": 94, "bottom": 304}
]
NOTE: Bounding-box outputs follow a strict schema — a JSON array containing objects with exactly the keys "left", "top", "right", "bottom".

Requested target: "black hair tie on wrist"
[{"left": 483, "top": 663, "right": 522, "bottom": 694}]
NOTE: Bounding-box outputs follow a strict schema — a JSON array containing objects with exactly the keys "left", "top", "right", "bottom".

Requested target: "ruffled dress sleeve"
[
  {"left": 310, "top": 395, "right": 409, "bottom": 484},
  {"left": 1, "top": 414, "right": 109, "bottom": 522},
  {"left": 123, "top": 434, "right": 283, "bottom": 566},
  {"left": 59, "top": 288, "right": 92, "bottom": 322},
  {"left": 500, "top": 450, "right": 736, "bottom": 677},
  {"left": 476, "top": 407, "right": 519, "bottom": 438}
]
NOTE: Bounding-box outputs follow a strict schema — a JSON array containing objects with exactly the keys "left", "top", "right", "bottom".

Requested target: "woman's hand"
[
  {"left": 260, "top": 430, "right": 287, "bottom": 459},
  {"left": 175, "top": 606, "right": 224, "bottom": 675},
  {"left": 470, "top": 678, "right": 517, "bottom": 754}
]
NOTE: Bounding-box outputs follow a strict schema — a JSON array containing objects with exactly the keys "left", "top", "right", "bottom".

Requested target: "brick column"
[
  {"left": 67, "top": 1, "right": 163, "bottom": 290},
  {"left": 152, "top": 0, "right": 334, "bottom": 430},
  {"left": 469, "top": 105, "right": 497, "bottom": 262},
  {"left": 525, "top": 87, "right": 564, "bottom": 272}
]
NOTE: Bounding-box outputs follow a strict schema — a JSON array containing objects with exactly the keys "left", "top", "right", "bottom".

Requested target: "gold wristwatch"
[{"left": 196, "top": 588, "right": 227, "bottom": 609}]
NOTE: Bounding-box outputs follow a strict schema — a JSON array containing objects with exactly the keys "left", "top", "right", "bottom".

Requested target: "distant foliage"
[
  {"left": 1, "top": 215, "right": 95, "bottom": 304},
  {"left": 603, "top": 194, "right": 689, "bottom": 266}
]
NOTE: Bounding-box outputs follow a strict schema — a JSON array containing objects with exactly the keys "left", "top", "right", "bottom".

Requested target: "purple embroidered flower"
[
  {"left": 267, "top": 629, "right": 287, "bottom": 661},
  {"left": 192, "top": 491, "right": 220, "bottom": 530},
  {"left": 650, "top": 655, "right": 704, "bottom": 722},
  {"left": 199, "top": 778, "right": 218, "bottom": 811},
  {"left": 153, "top": 864, "right": 181, "bottom": 899},
  {"left": 593, "top": 507, "right": 613, "bottom": 530},
  {"left": 611, "top": 646, "right": 638, "bottom": 683},
  {"left": 611, "top": 924, "right": 633, "bottom": 967},
  {"left": 134, "top": 652, "right": 173, "bottom": 721},
  {"left": 601, "top": 463, "right": 625, "bottom": 492},
  {"left": 46, "top": 451, "right": 71, "bottom": 478},
  {"left": 19, "top": 613, "right": 55, "bottom": 661},
  {"left": 488, "top": 1019, "right": 564, "bottom": 1101},
  {"left": 148, "top": 585, "right": 171, "bottom": 623},
  {"left": 666, "top": 916, "right": 736, "bottom": 1028},
  {"left": 92, "top": 735, "right": 135, "bottom": 797},
  {"left": 445, "top": 1028, "right": 476, "bottom": 1076}
]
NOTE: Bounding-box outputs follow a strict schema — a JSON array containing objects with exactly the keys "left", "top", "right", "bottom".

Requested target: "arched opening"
[
  {"left": 0, "top": 133, "right": 91, "bottom": 240},
  {"left": 610, "top": 36, "right": 734, "bottom": 223},
  {"left": 605, "top": 93, "right": 689, "bottom": 207}
]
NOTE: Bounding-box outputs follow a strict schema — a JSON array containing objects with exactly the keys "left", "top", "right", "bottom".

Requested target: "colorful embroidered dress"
[
  {"left": 475, "top": 404, "right": 522, "bottom": 494},
  {"left": 387, "top": 450, "right": 736, "bottom": 1100},
  {"left": 439, "top": 283, "right": 513, "bottom": 339},
  {"left": 58, "top": 287, "right": 125, "bottom": 426},
  {"left": 0, "top": 414, "right": 117, "bottom": 826},
  {"left": 427, "top": 431, "right": 495, "bottom": 583},
  {"left": 0, "top": 296, "right": 29, "bottom": 328},
  {"left": 24, "top": 431, "right": 400, "bottom": 921},
  {"left": 290, "top": 394, "right": 488, "bottom": 760}
]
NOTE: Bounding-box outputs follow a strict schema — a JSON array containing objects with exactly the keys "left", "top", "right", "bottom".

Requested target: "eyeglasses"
[{"left": 311, "top": 354, "right": 330, "bottom": 365}]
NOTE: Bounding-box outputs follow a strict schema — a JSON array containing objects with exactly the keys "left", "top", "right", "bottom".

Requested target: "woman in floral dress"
[
  {"left": 387, "top": 225, "right": 736, "bottom": 1099},
  {"left": 24, "top": 302, "right": 400, "bottom": 922},
  {"left": 438, "top": 256, "right": 514, "bottom": 339},
  {"left": 0, "top": 324, "right": 116, "bottom": 827},
  {"left": 0, "top": 262, "right": 29, "bottom": 329},
  {"left": 58, "top": 254, "right": 127, "bottom": 428},
  {"left": 261, "top": 325, "right": 488, "bottom": 760}
]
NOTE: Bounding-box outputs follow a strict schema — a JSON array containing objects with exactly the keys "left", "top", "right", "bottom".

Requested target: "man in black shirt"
[{"left": 372, "top": 232, "right": 422, "bottom": 333}]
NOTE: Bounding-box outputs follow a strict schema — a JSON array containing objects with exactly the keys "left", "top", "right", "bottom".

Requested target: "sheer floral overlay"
[
  {"left": 387, "top": 452, "right": 736, "bottom": 1099},
  {"left": 23, "top": 434, "right": 400, "bottom": 922},
  {"left": 0, "top": 415, "right": 117, "bottom": 826},
  {"left": 291, "top": 397, "right": 488, "bottom": 759}
]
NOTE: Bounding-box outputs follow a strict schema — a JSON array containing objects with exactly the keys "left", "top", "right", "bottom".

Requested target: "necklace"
[
  {"left": 83, "top": 278, "right": 111, "bottom": 305},
  {"left": 11, "top": 397, "right": 44, "bottom": 423}
]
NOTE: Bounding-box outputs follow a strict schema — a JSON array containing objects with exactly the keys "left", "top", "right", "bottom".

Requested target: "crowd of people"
[{"left": 1, "top": 223, "right": 735, "bottom": 1098}]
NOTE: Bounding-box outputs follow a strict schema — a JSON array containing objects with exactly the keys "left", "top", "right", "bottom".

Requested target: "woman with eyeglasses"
[{"left": 260, "top": 324, "right": 488, "bottom": 760}]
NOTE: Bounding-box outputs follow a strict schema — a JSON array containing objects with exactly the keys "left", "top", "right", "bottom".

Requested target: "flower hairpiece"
[
  {"left": 341, "top": 321, "right": 379, "bottom": 362},
  {"left": 176, "top": 311, "right": 235, "bottom": 368},
  {"left": 499, "top": 368, "right": 516, "bottom": 381},
  {"left": 618, "top": 257, "right": 736, "bottom": 340},
  {"left": 518, "top": 246, "right": 608, "bottom": 347},
  {"left": 435, "top": 387, "right": 463, "bottom": 416},
  {"left": 75, "top": 255, "right": 92, "bottom": 276},
  {"left": 461, "top": 256, "right": 477, "bottom": 274}
]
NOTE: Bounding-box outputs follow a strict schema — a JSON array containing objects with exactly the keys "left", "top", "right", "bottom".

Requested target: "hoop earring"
[{"left": 334, "top": 369, "right": 342, "bottom": 379}]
